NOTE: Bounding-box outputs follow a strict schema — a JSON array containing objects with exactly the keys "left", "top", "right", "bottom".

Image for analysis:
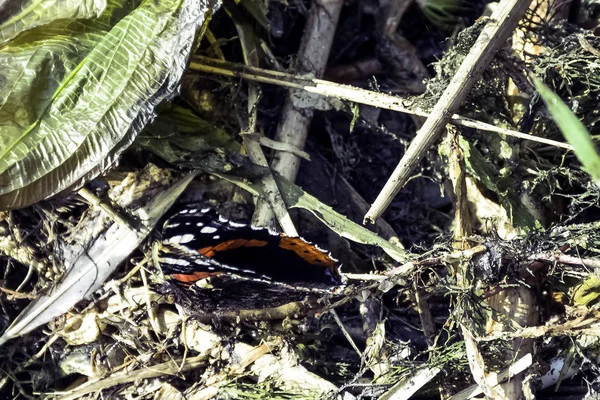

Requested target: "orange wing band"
[
  {"left": 198, "top": 239, "right": 269, "bottom": 258},
  {"left": 172, "top": 271, "right": 222, "bottom": 285},
  {"left": 279, "top": 236, "right": 336, "bottom": 268}
]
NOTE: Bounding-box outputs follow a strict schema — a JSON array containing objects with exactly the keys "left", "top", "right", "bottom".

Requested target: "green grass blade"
[{"left": 532, "top": 75, "right": 600, "bottom": 184}]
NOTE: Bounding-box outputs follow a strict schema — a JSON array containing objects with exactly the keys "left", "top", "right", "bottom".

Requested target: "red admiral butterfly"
[{"left": 158, "top": 208, "right": 343, "bottom": 294}]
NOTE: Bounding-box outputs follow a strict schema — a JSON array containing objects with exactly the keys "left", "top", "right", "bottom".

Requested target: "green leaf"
[
  {"left": 283, "top": 180, "right": 408, "bottom": 262},
  {"left": 0, "top": 0, "right": 217, "bottom": 209},
  {"left": 137, "top": 105, "right": 240, "bottom": 164},
  {"left": 532, "top": 75, "right": 600, "bottom": 184},
  {"left": 0, "top": 0, "right": 108, "bottom": 45}
]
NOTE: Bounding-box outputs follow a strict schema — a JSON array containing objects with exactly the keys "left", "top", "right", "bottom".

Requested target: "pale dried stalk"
[
  {"left": 78, "top": 187, "right": 132, "bottom": 229},
  {"left": 446, "top": 126, "right": 497, "bottom": 398},
  {"left": 364, "top": 0, "right": 534, "bottom": 223},
  {"left": 227, "top": 0, "right": 298, "bottom": 235},
  {"left": 252, "top": 0, "right": 344, "bottom": 227},
  {"left": 449, "top": 354, "right": 533, "bottom": 400},
  {"left": 189, "top": 57, "right": 573, "bottom": 151},
  {"left": 448, "top": 111, "right": 536, "bottom": 399}
]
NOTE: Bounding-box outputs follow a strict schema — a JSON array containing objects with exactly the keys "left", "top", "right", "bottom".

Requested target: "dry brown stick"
[
  {"left": 252, "top": 0, "right": 344, "bottom": 227},
  {"left": 448, "top": 120, "right": 537, "bottom": 399},
  {"left": 330, "top": 308, "right": 363, "bottom": 357},
  {"left": 242, "top": 133, "right": 299, "bottom": 235},
  {"left": 0, "top": 286, "right": 35, "bottom": 300},
  {"left": 380, "top": 0, "right": 429, "bottom": 95},
  {"left": 364, "top": 0, "right": 533, "bottom": 224},
  {"left": 246, "top": 134, "right": 311, "bottom": 160},
  {"left": 335, "top": 172, "right": 398, "bottom": 240},
  {"left": 447, "top": 126, "right": 495, "bottom": 398},
  {"left": 413, "top": 287, "right": 436, "bottom": 348},
  {"left": 189, "top": 56, "right": 573, "bottom": 151}
]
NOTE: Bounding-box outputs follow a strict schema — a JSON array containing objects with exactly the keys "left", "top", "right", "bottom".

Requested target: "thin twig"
[
  {"left": 449, "top": 354, "right": 533, "bottom": 400},
  {"left": 0, "top": 286, "right": 36, "bottom": 300},
  {"left": 413, "top": 284, "right": 437, "bottom": 348},
  {"left": 532, "top": 251, "right": 600, "bottom": 269},
  {"left": 77, "top": 187, "right": 133, "bottom": 230},
  {"left": 577, "top": 33, "right": 600, "bottom": 58},
  {"left": 379, "top": 365, "right": 442, "bottom": 400},
  {"left": 138, "top": 257, "right": 161, "bottom": 336},
  {"left": 246, "top": 134, "right": 311, "bottom": 160},
  {"left": 55, "top": 355, "right": 207, "bottom": 400},
  {"left": 475, "top": 315, "right": 599, "bottom": 342},
  {"left": 189, "top": 56, "right": 573, "bottom": 151},
  {"left": 330, "top": 308, "right": 363, "bottom": 358}
]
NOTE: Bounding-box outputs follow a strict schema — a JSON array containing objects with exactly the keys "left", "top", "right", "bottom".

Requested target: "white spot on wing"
[
  {"left": 213, "top": 235, "right": 220, "bottom": 240},
  {"left": 168, "top": 234, "right": 195, "bottom": 244},
  {"left": 196, "top": 222, "right": 204, "bottom": 227},
  {"left": 228, "top": 221, "right": 245, "bottom": 228},
  {"left": 201, "top": 208, "right": 210, "bottom": 213},
  {"left": 165, "top": 222, "right": 180, "bottom": 229},
  {"left": 161, "top": 257, "right": 191, "bottom": 267},
  {"left": 218, "top": 215, "right": 229, "bottom": 222},
  {"left": 200, "top": 226, "right": 217, "bottom": 234}
]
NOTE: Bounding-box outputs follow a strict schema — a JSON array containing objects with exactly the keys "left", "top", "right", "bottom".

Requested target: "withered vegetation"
[{"left": 1, "top": 1, "right": 600, "bottom": 399}]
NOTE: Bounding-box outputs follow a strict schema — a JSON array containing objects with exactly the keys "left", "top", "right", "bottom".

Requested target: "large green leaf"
[{"left": 0, "top": 0, "right": 217, "bottom": 208}]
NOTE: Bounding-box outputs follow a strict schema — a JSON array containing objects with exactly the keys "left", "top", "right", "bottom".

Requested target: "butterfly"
[{"left": 158, "top": 207, "right": 343, "bottom": 294}]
